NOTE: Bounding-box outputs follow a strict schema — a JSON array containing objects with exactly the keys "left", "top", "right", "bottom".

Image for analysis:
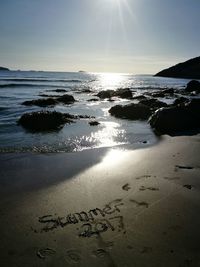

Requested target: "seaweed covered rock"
[
  {"left": 149, "top": 99, "right": 200, "bottom": 135},
  {"left": 109, "top": 103, "right": 151, "bottom": 120},
  {"left": 18, "top": 111, "right": 74, "bottom": 132}
]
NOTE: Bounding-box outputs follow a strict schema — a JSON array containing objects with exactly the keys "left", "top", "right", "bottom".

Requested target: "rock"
[
  {"left": 151, "top": 92, "right": 165, "bottom": 98},
  {"left": 115, "top": 88, "right": 132, "bottom": 99},
  {"left": 50, "top": 89, "right": 67, "bottom": 93},
  {"left": 18, "top": 111, "right": 74, "bottom": 132},
  {"left": 109, "top": 103, "right": 151, "bottom": 120},
  {"left": 22, "top": 94, "right": 75, "bottom": 107},
  {"left": 87, "top": 98, "right": 99, "bottom": 102},
  {"left": 155, "top": 56, "right": 200, "bottom": 79},
  {"left": 132, "top": 95, "right": 147, "bottom": 100},
  {"left": 97, "top": 90, "right": 114, "bottom": 99},
  {"left": 78, "top": 115, "right": 95, "bottom": 119},
  {"left": 56, "top": 94, "right": 76, "bottom": 104},
  {"left": 185, "top": 80, "right": 200, "bottom": 93},
  {"left": 173, "top": 97, "right": 189, "bottom": 106},
  {"left": 89, "top": 121, "right": 100, "bottom": 126},
  {"left": 149, "top": 99, "right": 200, "bottom": 135},
  {"left": 97, "top": 88, "right": 132, "bottom": 99},
  {"left": 139, "top": 98, "right": 168, "bottom": 110},
  {"left": 162, "top": 88, "right": 175, "bottom": 95},
  {"left": 82, "top": 89, "right": 92, "bottom": 93},
  {"left": 0, "top": 66, "right": 10, "bottom": 71},
  {"left": 22, "top": 98, "right": 58, "bottom": 107}
]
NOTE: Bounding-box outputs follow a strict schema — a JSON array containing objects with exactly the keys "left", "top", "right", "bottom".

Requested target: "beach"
[{"left": 0, "top": 135, "right": 200, "bottom": 267}]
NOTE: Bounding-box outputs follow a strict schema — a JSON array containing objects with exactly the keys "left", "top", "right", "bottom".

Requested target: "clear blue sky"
[{"left": 0, "top": 0, "right": 199, "bottom": 73}]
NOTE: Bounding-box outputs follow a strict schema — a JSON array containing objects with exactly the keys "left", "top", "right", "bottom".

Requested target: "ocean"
[{"left": 0, "top": 70, "right": 190, "bottom": 153}]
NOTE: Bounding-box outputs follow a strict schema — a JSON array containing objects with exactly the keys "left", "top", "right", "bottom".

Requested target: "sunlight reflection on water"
[
  {"left": 91, "top": 121, "right": 127, "bottom": 148},
  {"left": 98, "top": 73, "right": 127, "bottom": 90}
]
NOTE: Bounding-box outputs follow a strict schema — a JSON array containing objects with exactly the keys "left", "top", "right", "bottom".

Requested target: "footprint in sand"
[
  {"left": 122, "top": 183, "right": 131, "bottom": 191},
  {"left": 139, "top": 186, "right": 159, "bottom": 191},
  {"left": 129, "top": 199, "right": 149, "bottom": 208},
  {"left": 135, "top": 175, "right": 151, "bottom": 180},
  {"left": 140, "top": 247, "right": 152, "bottom": 253},
  {"left": 36, "top": 248, "right": 56, "bottom": 259},
  {"left": 104, "top": 241, "right": 114, "bottom": 249},
  {"left": 65, "top": 249, "right": 81, "bottom": 264},
  {"left": 92, "top": 248, "right": 108, "bottom": 258},
  {"left": 183, "top": 184, "right": 193, "bottom": 190}
]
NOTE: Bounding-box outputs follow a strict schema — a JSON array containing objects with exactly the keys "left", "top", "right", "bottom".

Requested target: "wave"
[
  {"left": 0, "top": 78, "right": 83, "bottom": 83},
  {"left": 0, "top": 83, "right": 71, "bottom": 89}
]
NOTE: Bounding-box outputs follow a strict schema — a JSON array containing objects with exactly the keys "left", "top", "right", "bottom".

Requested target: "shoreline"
[{"left": 0, "top": 135, "right": 200, "bottom": 266}]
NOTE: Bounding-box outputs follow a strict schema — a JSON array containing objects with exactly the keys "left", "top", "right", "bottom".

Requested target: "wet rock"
[
  {"left": 185, "top": 80, "right": 200, "bottom": 93},
  {"left": 39, "top": 94, "right": 59, "bottom": 98},
  {"left": 97, "top": 90, "right": 114, "bottom": 99},
  {"left": 132, "top": 95, "right": 147, "bottom": 100},
  {"left": 89, "top": 121, "right": 100, "bottom": 126},
  {"left": 173, "top": 97, "right": 189, "bottom": 106},
  {"left": 162, "top": 88, "right": 175, "bottom": 95},
  {"left": 78, "top": 115, "right": 95, "bottom": 119},
  {"left": 18, "top": 111, "right": 74, "bottom": 132},
  {"left": 87, "top": 98, "right": 99, "bottom": 102},
  {"left": 115, "top": 88, "right": 132, "bottom": 99},
  {"left": 97, "top": 88, "right": 132, "bottom": 99},
  {"left": 23, "top": 94, "right": 75, "bottom": 107},
  {"left": 109, "top": 103, "right": 151, "bottom": 120},
  {"left": 57, "top": 94, "right": 75, "bottom": 104},
  {"left": 149, "top": 99, "right": 200, "bottom": 135},
  {"left": 82, "top": 89, "right": 92, "bottom": 93},
  {"left": 50, "top": 89, "right": 67, "bottom": 93},
  {"left": 139, "top": 98, "right": 168, "bottom": 110},
  {"left": 151, "top": 92, "right": 165, "bottom": 98},
  {"left": 22, "top": 98, "right": 58, "bottom": 107}
]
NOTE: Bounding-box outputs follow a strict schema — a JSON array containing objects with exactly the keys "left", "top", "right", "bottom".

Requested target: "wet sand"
[{"left": 0, "top": 135, "right": 200, "bottom": 267}]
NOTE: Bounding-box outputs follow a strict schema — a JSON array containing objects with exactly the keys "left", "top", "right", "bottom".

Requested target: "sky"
[{"left": 0, "top": 0, "right": 200, "bottom": 74}]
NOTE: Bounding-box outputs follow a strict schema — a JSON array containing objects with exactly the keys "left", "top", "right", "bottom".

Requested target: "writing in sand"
[{"left": 38, "top": 199, "right": 125, "bottom": 237}]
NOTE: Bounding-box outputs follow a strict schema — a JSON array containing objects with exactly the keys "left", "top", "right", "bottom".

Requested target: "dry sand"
[{"left": 0, "top": 135, "right": 200, "bottom": 267}]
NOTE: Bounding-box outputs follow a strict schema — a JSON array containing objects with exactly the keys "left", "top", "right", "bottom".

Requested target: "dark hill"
[
  {"left": 155, "top": 57, "right": 200, "bottom": 79},
  {"left": 0, "top": 66, "right": 10, "bottom": 71}
]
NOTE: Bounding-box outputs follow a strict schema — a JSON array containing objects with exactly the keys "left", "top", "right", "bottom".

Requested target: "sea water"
[{"left": 0, "top": 70, "right": 190, "bottom": 153}]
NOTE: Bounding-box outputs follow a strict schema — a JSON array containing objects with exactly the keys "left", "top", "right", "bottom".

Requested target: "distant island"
[
  {"left": 0, "top": 66, "right": 10, "bottom": 71},
  {"left": 155, "top": 56, "right": 200, "bottom": 79}
]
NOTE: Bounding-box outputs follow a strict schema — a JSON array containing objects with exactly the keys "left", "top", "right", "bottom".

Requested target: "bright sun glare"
[{"left": 99, "top": 73, "right": 126, "bottom": 89}]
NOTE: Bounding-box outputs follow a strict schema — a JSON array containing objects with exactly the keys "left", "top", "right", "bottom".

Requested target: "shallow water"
[{"left": 0, "top": 70, "right": 190, "bottom": 153}]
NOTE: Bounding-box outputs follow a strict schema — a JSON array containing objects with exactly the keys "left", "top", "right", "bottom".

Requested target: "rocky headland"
[
  {"left": 0, "top": 66, "right": 10, "bottom": 71},
  {"left": 155, "top": 56, "right": 200, "bottom": 79}
]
